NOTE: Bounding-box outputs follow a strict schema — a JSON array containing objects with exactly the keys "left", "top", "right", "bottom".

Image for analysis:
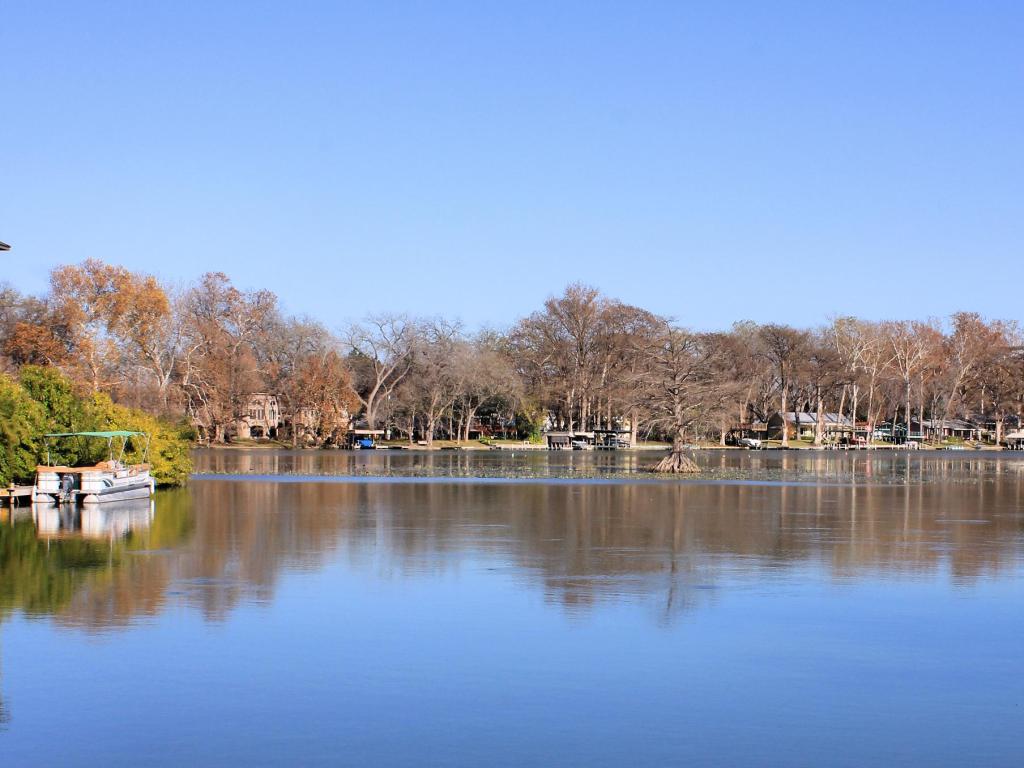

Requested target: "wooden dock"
[{"left": 4, "top": 485, "right": 33, "bottom": 508}]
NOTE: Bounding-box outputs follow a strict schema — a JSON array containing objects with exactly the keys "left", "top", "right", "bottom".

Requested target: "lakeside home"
[
  {"left": 235, "top": 393, "right": 282, "bottom": 440},
  {"left": 916, "top": 418, "right": 983, "bottom": 442},
  {"left": 206, "top": 393, "right": 352, "bottom": 444},
  {"left": 766, "top": 412, "right": 859, "bottom": 441}
]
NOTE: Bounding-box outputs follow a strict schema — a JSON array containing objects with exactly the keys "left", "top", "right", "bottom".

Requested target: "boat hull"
[
  {"left": 81, "top": 479, "right": 155, "bottom": 505},
  {"left": 33, "top": 473, "right": 155, "bottom": 506}
]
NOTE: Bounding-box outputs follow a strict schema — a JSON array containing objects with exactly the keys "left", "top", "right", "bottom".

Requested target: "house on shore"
[
  {"left": 915, "top": 419, "right": 982, "bottom": 441},
  {"left": 767, "top": 412, "right": 857, "bottom": 441},
  {"left": 235, "top": 393, "right": 282, "bottom": 439},
  {"left": 876, "top": 418, "right": 984, "bottom": 444},
  {"left": 229, "top": 394, "right": 351, "bottom": 443},
  {"left": 287, "top": 405, "right": 352, "bottom": 445}
]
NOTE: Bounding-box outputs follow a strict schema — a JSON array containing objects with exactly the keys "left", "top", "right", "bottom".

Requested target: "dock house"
[
  {"left": 593, "top": 429, "right": 632, "bottom": 449},
  {"left": 345, "top": 429, "right": 385, "bottom": 449}
]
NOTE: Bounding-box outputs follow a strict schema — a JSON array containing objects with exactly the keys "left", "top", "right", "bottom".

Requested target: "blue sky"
[{"left": 2, "top": 1, "right": 1022, "bottom": 329}]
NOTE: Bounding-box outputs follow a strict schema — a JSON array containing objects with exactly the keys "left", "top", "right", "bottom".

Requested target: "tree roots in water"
[{"left": 653, "top": 449, "right": 700, "bottom": 474}]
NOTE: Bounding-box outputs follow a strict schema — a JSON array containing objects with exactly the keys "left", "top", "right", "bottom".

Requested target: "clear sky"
[{"left": 2, "top": 1, "right": 1022, "bottom": 330}]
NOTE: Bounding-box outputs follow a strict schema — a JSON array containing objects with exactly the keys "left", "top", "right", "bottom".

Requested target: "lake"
[{"left": 1, "top": 449, "right": 1022, "bottom": 767}]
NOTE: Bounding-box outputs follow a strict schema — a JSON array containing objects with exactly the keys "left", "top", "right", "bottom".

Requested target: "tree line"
[{"left": 3, "top": 261, "right": 1023, "bottom": 462}]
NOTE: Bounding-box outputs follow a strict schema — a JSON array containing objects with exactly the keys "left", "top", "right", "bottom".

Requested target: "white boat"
[{"left": 33, "top": 431, "right": 156, "bottom": 506}]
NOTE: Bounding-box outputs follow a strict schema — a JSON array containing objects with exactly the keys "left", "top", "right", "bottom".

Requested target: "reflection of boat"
[
  {"left": 33, "top": 431, "right": 155, "bottom": 506},
  {"left": 81, "top": 499, "right": 155, "bottom": 538},
  {"left": 32, "top": 498, "right": 155, "bottom": 539}
]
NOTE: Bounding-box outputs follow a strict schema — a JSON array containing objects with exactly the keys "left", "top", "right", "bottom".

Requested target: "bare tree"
[
  {"left": 635, "top": 320, "right": 734, "bottom": 473},
  {"left": 344, "top": 313, "right": 421, "bottom": 429},
  {"left": 806, "top": 330, "right": 842, "bottom": 445},
  {"left": 179, "top": 272, "right": 277, "bottom": 442},
  {"left": 882, "top": 320, "right": 942, "bottom": 442},
  {"left": 452, "top": 331, "right": 520, "bottom": 442},
  {"left": 405, "top": 320, "right": 461, "bottom": 446},
  {"left": 758, "top": 324, "right": 809, "bottom": 447}
]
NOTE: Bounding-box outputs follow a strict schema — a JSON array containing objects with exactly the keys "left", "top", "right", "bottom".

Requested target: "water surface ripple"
[{"left": 1, "top": 449, "right": 1021, "bottom": 767}]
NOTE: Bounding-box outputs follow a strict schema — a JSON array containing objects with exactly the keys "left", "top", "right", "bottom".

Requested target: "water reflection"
[
  {"left": 31, "top": 500, "right": 155, "bottom": 540},
  {"left": 194, "top": 446, "right": 1024, "bottom": 485},
  {"left": 2, "top": 461, "right": 1022, "bottom": 634},
  {"left": 0, "top": 493, "right": 193, "bottom": 629},
  {"left": 2, "top": 454, "right": 1024, "bottom": 763}
]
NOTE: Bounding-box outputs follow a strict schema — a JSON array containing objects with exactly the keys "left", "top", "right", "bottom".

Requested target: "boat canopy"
[
  {"left": 41, "top": 430, "right": 151, "bottom": 466},
  {"left": 45, "top": 431, "right": 147, "bottom": 438}
]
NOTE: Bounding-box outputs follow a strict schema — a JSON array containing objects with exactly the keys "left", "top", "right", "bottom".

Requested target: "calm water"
[{"left": 1, "top": 449, "right": 1022, "bottom": 767}]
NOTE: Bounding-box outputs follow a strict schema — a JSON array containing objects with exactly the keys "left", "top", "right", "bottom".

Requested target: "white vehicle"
[
  {"left": 33, "top": 431, "right": 156, "bottom": 506},
  {"left": 738, "top": 437, "right": 763, "bottom": 449}
]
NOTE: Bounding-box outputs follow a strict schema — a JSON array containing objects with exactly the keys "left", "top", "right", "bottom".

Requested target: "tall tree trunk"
[
  {"left": 851, "top": 385, "right": 859, "bottom": 446},
  {"left": 837, "top": 385, "right": 847, "bottom": 435},
  {"left": 567, "top": 388, "right": 575, "bottom": 434},
  {"left": 463, "top": 405, "right": 479, "bottom": 442},
  {"left": 905, "top": 379, "right": 912, "bottom": 445},
  {"left": 780, "top": 382, "right": 790, "bottom": 447},
  {"left": 814, "top": 392, "right": 825, "bottom": 446},
  {"left": 919, "top": 378, "right": 926, "bottom": 444}
]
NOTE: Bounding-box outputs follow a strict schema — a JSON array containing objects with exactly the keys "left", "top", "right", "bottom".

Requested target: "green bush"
[
  {"left": 0, "top": 374, "right": 47, "bottom": 486},
  {"left": 18, "top": 365, "right": 95, "bottom": 467},
  {"left": 0, "top": 367, "right": 192, "bottom": 487},
  {"left": 85, "top": 393, "right": 193, "bottom": 487}
]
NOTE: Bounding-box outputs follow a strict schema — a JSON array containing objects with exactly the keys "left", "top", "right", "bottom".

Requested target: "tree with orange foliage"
[
  {"left": 49, "top": 259, "right": 173, "bottom": 398},
  {"left": 290, "top": 350, "right": 361, "bottom": 445},
  {"left": 179, "top": 272, "right": 277, "bottom": 442}
]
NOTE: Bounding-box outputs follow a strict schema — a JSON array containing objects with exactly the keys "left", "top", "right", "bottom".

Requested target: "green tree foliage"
[
  {"left": 0, "top": 491, "right": 194, "bottom": 625},
  {"left": 0, "top": 519, "right": 114, "bottom": 619},
  {"left": 0, "top": 367, "right": 191, "bottom": 486},
  {"left": 18, "top": 365, "right": 94, "bottom": 466},
  {"left": 18, "top": 365, "right": 91, "bottom": 428},
  {"left": 514, "top": 402, "right": 547, "bottom": 443},
  {"left": 85, "top": 393, "right": 192, "bottom": 487},
  {"left": 0, "top": 374, "right": 47, "bottom": 486}
]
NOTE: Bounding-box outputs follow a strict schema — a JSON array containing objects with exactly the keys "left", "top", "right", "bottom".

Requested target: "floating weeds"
[{"left": 189, "top": 466, "right": 982, "bottom": 486}]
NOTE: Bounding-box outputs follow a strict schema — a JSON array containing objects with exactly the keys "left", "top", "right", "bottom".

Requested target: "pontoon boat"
[{"left": 33, "top": 431, "right": 156, "bottom": 506}]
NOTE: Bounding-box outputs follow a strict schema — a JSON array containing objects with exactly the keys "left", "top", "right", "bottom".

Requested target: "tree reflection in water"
[
  {"left": 0, "top": 451, "right": 1020, "bottom": 760},
  {"left": 3, "top": 453, "right": 1022, "bottom": 633}
]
